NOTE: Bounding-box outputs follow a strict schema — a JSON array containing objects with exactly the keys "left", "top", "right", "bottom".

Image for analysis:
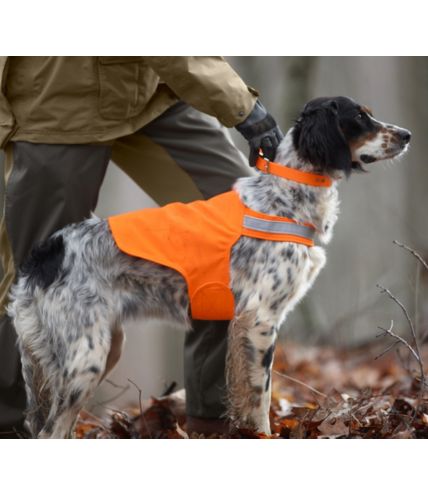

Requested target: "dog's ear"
[{"left": 292, "top": 100, "right": 352, "bottom": 176}]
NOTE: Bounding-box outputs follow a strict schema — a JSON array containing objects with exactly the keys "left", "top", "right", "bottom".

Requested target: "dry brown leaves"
[{"left": 75, "top": 341, "right": 428, "bottom": 439}]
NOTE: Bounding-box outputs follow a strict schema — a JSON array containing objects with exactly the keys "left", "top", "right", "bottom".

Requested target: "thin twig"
[
  {"left": 376, "top": 284, "right": 423, "bottom": 373},
  {"left": 105, "top": 378, "right": 129, "bottom": 390},
  {"left": 414, "top": 262, "right": 421, "bottom": 351},
  {"left": 393, "top": 240, "right": 428, "bottom": 272},
  {"left": 377, "top": 321, "right": 421, "bottom": 365},
  {"left": 377, "top": 319, "right": 426, "bottom": 408},
  {"left": 93, "top": 379, "right": 131, "bottom": 408},
  {"left": 128, "top": 378, "right": 152, "bottom": 438},
  {"left": 273, "top": 369, "right": 328, "bottom": 398},
  {"left": 127, "top": 378, "right": 144, "bottom": 416},
  {"left": 393, "top": 240, "right": 428, "bottom": 354},
  {"left": 374, "top": 339, "right": 401, "bottom": 360}
]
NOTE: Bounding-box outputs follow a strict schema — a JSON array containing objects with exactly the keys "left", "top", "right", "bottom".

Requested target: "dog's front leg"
[{"left": 226, "top": 310, "right": 277, "bottom": 434}]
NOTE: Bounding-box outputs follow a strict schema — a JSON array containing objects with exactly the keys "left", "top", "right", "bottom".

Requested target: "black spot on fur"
[
  {"left": 252, "top": 385, "right": 263, "bottom": 395},
  {"left": 265, "top": 373, "right": 271, "bottom": 392},
  {"left": 68, "top": 389, "right": 82, "bottom": 408},
  {"left": 86, "top": 335, "right": 94, "bottom": 350},
  {"left": 56, "top": 394, "right": 66, "bottom": 415},
  {"left": 272, "top": 275, "right": 281, "bottom": 291},
  {"left": 270, "top": 293, "right": 289, "bottom": 312},
  {"left": 243, "top": 337, "right": 256, "bottom": 363},
  {"left": 20, "top": 235, "right": 65, "bottom": 290},
  {"left": 252, "top": 269, "right": 260, "bottom": 284},
  {"left": 262, "top": 344, "right": 275, "bottom": 370}
]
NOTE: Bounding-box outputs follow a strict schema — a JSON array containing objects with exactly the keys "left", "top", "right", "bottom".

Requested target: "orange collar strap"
[{"left": 255, "top": 155, "right": 333, "bottom": 188}]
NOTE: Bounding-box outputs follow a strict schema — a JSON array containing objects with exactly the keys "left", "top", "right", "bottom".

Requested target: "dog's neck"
[{"left": 234, "top": 130, "right": 339, "bottom": 243}]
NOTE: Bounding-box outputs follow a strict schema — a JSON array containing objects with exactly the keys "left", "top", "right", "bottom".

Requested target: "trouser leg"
[
  {"left": 112, "top": 102, "right": 253, "bottom": 422},
  {"left": 0, "top": 142, "right": 111, "bottom": 434}
]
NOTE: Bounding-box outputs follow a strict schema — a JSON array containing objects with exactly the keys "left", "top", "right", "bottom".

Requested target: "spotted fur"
[{"left": 7, "top": 96, "right": 411, "bottom": 437}]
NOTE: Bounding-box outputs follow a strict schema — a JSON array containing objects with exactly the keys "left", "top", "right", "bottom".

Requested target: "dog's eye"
[{"left": 355, "top": 113, "right": 364, "bottom": 120}]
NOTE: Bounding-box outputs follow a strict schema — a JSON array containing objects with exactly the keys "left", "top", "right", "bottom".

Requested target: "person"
[{"left": 0, "top": 56, "right": 283, "bottom": 437}]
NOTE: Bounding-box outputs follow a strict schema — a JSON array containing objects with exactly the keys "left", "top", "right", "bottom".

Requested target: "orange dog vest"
[{"left": 109, "top": 159, "right": 330, "bottom": 320}]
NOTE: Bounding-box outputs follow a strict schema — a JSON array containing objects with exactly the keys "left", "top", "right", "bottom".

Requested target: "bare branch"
[
  {"left": 377, "top": 321, "right": 421, "bottom": 365},
  {"left": 128, "top": 378, "right": 152, "bottom": 439},
  {"left": 376, "top": 284, "right": 422, "bottom": 362},
  {"left": 377, "top": 318, "right": 426, "bottom": 408},
  {"left": 127, "top": 378, "right": 144, "bottom": 416},
  {"left": 273, "top": 369, "right": 328, "bottom": 399},
  {"left": 393, "top": 240, "right": 428, "bottom": 272},
  {"left": 414, "top": 262, "right": 421, "bottom": 344},
  {"left": 374, "top": 339, "right": 400, "bottom": 360},
  {"left": 91, "top": 378, "right": 132, "bottom": 409},
  {"left": 105, "top": 378, "right": 129, "bottom": 390}
]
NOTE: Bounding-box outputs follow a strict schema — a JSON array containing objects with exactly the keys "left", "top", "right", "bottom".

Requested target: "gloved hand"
[{"left": 235, "top": 100, "right": 284, "bottom": 166}]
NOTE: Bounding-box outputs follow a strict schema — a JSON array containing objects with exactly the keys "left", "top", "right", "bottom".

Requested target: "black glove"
[{"left": 235, "top": 100, "right": 284, "bottom": 166}]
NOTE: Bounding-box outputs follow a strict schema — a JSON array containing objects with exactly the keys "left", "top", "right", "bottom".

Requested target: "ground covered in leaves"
[{"left": 75, "top": 341, "right": 428, "bottom": 439}]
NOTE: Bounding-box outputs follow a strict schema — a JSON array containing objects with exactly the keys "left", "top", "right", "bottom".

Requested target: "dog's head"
[{"left": 292, "top": 96, "right": 411, "bottom": 176}]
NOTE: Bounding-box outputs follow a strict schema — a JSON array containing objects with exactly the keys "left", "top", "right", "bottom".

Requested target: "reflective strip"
[{"left": 243, "top": 215, "right": 315, "bottom": 241}]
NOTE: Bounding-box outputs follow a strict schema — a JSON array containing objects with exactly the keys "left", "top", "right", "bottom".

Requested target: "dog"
[{"left": 8, "top": 96, "right": 411, "bottom": 438}]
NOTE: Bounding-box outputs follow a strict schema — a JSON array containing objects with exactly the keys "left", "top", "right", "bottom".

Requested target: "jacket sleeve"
[{"left": 145, "top": 57, "right": 258, "bottom": 127}]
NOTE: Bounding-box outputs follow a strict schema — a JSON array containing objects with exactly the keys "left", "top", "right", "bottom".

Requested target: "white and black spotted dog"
[{"left": 8, "top": 96, "right": 411, "bottom": 438}]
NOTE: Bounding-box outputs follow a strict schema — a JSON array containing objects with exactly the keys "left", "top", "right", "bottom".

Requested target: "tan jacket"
[{"left": 0, "top": 56, "right": 258, "bottom": 148}]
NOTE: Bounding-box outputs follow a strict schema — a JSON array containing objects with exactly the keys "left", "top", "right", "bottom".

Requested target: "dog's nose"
[{"left": 398, "top": 129, "right": 411, "bottom": 144}]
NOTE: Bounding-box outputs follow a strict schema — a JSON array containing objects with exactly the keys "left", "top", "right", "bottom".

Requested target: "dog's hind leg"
[
  {"left": 18, "top": 343, "right": 49, "bottom": 438},
  {"left": 9, "top": 295, "right": 54, "bottom": 437},
  {"left": 226, "top": 311, "right": 278, "bottom": 434},
  {"left": 38, "top": 319, "right": 112, "bottom": 439}
]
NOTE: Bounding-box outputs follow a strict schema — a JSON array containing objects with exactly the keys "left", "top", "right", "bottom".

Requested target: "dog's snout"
[{"left": 398, "top": 129, "right": 411, "bottom": 144}]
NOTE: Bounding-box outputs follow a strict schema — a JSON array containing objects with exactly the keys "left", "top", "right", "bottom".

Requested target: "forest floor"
[{"left": 75, "top": 341, "right": 428, "bottom": 439}]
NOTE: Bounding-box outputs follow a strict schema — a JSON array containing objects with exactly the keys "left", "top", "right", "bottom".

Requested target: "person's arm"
[
  {"left": 145, "top": 56, "right": 257, "bottom": 127},
  {"left": 146, "top": 56, "right": 283, "bottom": 165}
]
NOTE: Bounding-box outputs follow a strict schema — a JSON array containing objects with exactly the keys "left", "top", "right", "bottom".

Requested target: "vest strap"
[
  {"left": 241, "top": 206, "right": 316, "bottom": 247},
  {"left": 243, "top": 215, "right": 315, "bottom": 239},
  {"left": 255, "top": 155, "right": 333, "bottom": 187}
]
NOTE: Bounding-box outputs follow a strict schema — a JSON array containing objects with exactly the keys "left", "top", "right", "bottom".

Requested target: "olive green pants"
[{"left": 0, "top": 102, "right": 251, "bottom": 433}]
